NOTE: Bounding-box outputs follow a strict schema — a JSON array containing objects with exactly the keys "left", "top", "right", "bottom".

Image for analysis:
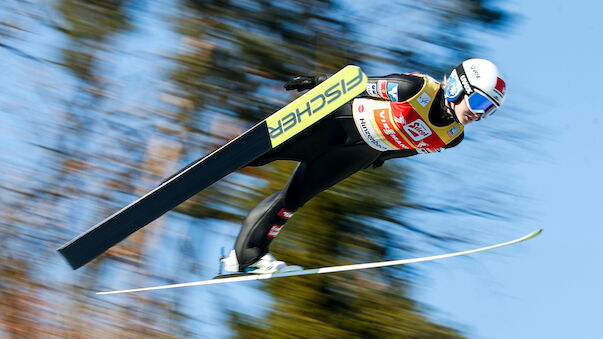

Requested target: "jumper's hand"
[{"left": 283, "top": 76, "right": 316, "bottom": 92}]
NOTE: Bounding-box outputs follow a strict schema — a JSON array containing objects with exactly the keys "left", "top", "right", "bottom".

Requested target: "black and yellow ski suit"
[{"left": 234, "top": 72, "right": 464, "bottom": 270}]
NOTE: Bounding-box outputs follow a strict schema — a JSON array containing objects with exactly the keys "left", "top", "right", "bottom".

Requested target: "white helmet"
[{"left": 444, "top": 58, "right": 506, "bottom": 119}]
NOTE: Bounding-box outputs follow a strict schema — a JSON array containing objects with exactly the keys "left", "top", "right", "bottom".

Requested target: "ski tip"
[
  {"left": 522, "top": 228, "right": 542, "bottom": 236},
  {"left": 519, "top": 229, "right": 543, "bottom": 242}
]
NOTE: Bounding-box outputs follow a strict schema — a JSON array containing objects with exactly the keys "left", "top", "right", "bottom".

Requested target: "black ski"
[{"left": 58, "top": 65, "right": 367, "bottom": 269}]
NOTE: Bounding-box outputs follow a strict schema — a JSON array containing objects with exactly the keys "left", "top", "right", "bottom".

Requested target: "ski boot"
[{"left": 221, "top": 250, "right": 302, "bottom": 274}]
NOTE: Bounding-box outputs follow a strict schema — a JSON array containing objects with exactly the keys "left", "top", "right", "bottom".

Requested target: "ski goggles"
[{"left": 465, "top": 89, "right": 498, "bottom": 119}]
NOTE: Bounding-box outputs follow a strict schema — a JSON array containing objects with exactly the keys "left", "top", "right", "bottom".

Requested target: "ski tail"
[{"left": 57, "top": 124, "right": 270, "bottom": 269}]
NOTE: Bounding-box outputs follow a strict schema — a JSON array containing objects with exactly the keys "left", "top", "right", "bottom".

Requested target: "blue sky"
[{"left": 411, "top": 1, "right": 603, "bottom": 338}]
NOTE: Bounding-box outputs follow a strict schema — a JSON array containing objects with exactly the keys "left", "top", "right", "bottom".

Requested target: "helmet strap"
[{"left": 445, "top": 97, "right": 460, "bottom": 123}]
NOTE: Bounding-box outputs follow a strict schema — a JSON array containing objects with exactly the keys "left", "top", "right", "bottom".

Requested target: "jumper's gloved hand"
[{"left": 283, "top": 76, "right": 317, "bottom": 92}]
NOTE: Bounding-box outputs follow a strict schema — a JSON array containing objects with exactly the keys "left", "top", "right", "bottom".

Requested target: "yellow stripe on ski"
[{"left": 266, "top": 65, "right": 367, "bottom": 147}]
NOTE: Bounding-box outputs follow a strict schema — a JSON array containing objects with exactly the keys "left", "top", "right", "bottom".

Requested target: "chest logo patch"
[{"left": 403, "top": 119, "right": 432, "bottom": 141}]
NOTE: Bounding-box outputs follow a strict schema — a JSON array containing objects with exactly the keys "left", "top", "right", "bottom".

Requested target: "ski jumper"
[{"left": 234, "top": 73, "right": 464, "bottom": 270}]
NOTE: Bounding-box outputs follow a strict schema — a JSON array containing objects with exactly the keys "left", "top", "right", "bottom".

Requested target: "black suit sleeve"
[{"left": 314, "top": 73, "right": 424, "bottom": 102}]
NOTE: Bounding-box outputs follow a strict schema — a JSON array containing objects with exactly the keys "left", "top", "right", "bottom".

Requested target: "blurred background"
[{"left": 1, "top": 0, "right": 601, "bottom": 338}]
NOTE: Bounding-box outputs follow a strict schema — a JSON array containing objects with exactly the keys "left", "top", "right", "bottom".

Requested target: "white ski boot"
[
  {"left": 245, "top": 252, "right": 302, "bottom": 274},
  {"left": 221, "top": 250, "right": 302, "bottom": 274},
  {"left": 220, "top": 250, "right": 240, "bottom": 273}
]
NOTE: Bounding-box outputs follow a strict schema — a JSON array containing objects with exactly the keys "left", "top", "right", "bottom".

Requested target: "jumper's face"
[{"left": 453, "top": 97, "right": 482, "bottom": 125}]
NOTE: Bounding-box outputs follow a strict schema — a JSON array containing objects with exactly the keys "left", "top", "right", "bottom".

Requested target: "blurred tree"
[
  {"left": 0, "top": 0, "right": 191, "bottom": 337},
  {"left": 47, "top": 0, "right": 195, "bottom": 337},
  {"left": 0, "top": 0, "right": 512, "bottom": 337}
]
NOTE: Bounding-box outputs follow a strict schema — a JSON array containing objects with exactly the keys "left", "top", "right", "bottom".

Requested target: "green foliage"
[{"left": 56, "top": 0, "right": 132, "bottom": 80}]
